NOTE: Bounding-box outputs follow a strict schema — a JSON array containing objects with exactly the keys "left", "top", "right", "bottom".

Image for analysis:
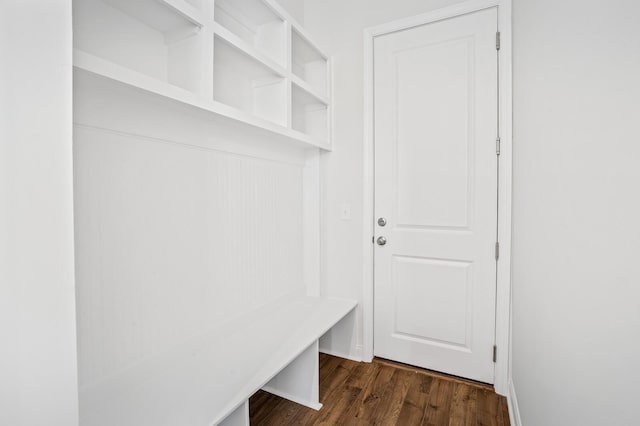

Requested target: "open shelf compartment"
[
  {"left": 214, "top": 35, "right": 287, "bottom": 127},
  {"left": 73, "top": 0, "right": 206, "bottom": 93},
  {"left": 292, "top": 28, "right": 328, "bottom": 98},
  {"left": 291, "top": 82, "right": 328, "bottom": 142},
  {"left": 214, "top": 0, "right": 286, "bottom": 67},
  {"left": 103, "top": 0, "right": 204, "bottom": 33}
]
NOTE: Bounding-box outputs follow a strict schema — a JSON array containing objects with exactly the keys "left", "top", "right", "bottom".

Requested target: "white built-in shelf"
[
  {"left": 292, "top": 28, "right": 328, "bottom": 98},
  {"left": 213, "top": 23, "right": 287, "bottom": 76},
  {"left": 214, "top": 34, "right": 287, "bottom": 126},
  {"left": 73, "top": 0, "right": 332, "bottom": 149},
  {"left": 292, "top": 82, "right": 329, "bottom": 142},
  {"left": 74, "top": 50, "right": 329, "bottom": 150},
  {"left": 291, "top": 74, "right": 329, "bottom": 105},
  {"left": 214, "top": 0, "right": 286, "bottom": 67},
  {"left": 103, "top": 0, "right": 204, "bottom": 36}
]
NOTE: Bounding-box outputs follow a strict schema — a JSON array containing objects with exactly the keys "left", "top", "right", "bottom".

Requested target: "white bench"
[{"left": 79, "top": 294, "right": 357, "bottom": 426}]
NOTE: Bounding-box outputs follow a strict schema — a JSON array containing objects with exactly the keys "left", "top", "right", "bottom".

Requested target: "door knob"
[
  {"left": 376, "top": 236, "right": 387, "bottom": 246},
  {"left": 378, "top": 217, "right": 387, "bottom": 227}
]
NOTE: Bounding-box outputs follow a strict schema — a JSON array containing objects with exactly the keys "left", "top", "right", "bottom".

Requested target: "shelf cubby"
[
  {"left": 291, "top": 82, "right": 329, "bottom": 142},
  {"left": 214, "top": 0, "right": 286, "bottom": 67},
  {"left": 103, "top": 0, "right": 204, "bottom": 33},
  {"left": 213, "top": 36, "right": 287, "bottom": 126},
  {"left": 73, "top": 0, "right": 206, "bottom": 93},
  {"left": 73, "top": 0, "right": 332, "bottom": 149},
  {"left": 292, "top": 29, "right": 328, "bottom": 98}
]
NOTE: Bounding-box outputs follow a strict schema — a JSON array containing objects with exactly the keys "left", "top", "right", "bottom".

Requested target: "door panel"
[
  {"left": 396, "top": 37, "right": 473, "bottom": 229},
  {"left": 374, "top": 8, "right": 498, "bottom": 383},
  {"left": 393, "top": 256, "right": 472, "bottom": 347}
]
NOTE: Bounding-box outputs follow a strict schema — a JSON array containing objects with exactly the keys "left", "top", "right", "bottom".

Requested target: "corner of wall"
[
  {"left": 508, "top": 379, "right": 522, "bottom": 426},
  {"left": 277, "top": 0, "right": 304, "bottom": 25}
]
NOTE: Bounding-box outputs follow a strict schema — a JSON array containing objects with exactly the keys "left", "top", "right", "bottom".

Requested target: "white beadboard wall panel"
[{"left": 74, "top": 125, "right": 305, "bottom": 388}]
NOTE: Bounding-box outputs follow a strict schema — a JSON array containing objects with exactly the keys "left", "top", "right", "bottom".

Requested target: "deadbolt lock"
[{"left": 378, "top": 217, "right": 387, "bottom": 227}]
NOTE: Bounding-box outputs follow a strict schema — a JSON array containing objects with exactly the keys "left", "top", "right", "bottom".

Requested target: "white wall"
[
  {"left": 0, "top": 1, "right": 79, "bottom": 425},
  {"left": 510, "top": 0, "right": 640, "bottom": 424},
  {"left": 276, "top": 0, "right": 304, "bottom": 24}
]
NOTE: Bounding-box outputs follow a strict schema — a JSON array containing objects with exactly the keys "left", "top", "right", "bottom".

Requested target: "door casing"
[{"left": 362, "top": 0, "right": 513, "bottom": 396}]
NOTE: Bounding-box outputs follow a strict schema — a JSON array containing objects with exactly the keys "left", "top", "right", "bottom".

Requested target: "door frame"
[{"left": 362, "top": 0, "right": 513, "bottom": 395}]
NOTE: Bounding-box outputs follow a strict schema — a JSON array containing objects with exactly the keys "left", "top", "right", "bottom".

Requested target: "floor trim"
[
  {"left": 319, "top": 345, "right": 363, "bottom": 363},
  {"left": 507, "top": 379, "right": 522, "bottom": 426}
]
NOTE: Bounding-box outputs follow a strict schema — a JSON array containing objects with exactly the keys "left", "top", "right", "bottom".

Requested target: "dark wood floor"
[{"left": 250, "top": 354, "right": 510, "bottom": 425}]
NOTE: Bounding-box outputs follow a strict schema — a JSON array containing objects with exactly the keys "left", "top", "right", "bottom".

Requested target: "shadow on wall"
[{"left": 320, "top": 309, "right": 358, "bottom": 360}]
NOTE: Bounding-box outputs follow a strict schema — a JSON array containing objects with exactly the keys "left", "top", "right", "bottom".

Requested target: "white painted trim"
[
  {"left": 362, "top": 0, "right": 513, "bottom": 393},
  {"left": 362, "top": 30, "right": 375, "bottom": 363},
  {"left": 493, "top": 0, "right": 513, "bottom": 397},
  {"left": 319, "top": 344, "right": 364, "bottom": 363},
  {"left": 508, "top": 379, "right": 522, "bottom": 426}
]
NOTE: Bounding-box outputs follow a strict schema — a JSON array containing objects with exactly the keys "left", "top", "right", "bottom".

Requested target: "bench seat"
[{"left": 79, "top": 294, "right": 357, "bottom": 426}]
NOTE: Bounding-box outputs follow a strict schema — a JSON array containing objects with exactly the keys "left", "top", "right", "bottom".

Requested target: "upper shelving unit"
[{"left": 73, "top": 0, "right": 332, "bottom": 150}]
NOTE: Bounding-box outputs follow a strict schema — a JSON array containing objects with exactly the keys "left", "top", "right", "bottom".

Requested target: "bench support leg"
[
  {"left": 218, "top": 400, "right": 249, "bottom": 426},
  {"left": 262, "top": 340, "right": 322, "bottom": 410}
]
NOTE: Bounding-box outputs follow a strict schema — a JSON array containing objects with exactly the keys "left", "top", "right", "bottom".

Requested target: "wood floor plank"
[
  {"left": 500, "top": 395, "right": 511, "bottom": 426},
  {"left": 334, "top": 361, "right": 379, "bottom": 424},
  {"left": 477, "top": 388, "right": 502, "bottom": 426},
  {"left": 376, "top": 357, "right": 493, "bottom": 392},
  {"left": 376, "top": 368, "right": 413, "bottom": 425},
  {"left": 249, "top": 391, "right": 284, "bottom": 425},
  {"left": 396, "top": 371, "right": 433, "bottom": 425},
  {"left": 449, "top": 382, "right": 476, "bottom": 426},
  {"left": 318, "top": 354, "right": 343, "bottom": 397},
  {"left": 353, "top": 363, "right": 396, "bottom": 423},
  {"left": 423, "top": 379, "right": 454, "bottom": 426},
  {"left": 256, "top": 399, "right": 297, "bottom": 426},
  {"left": 314, "top": 359, "right": 367, "bottom": 425},
  {"left": 249, "top": 355, "right": 509, "bottom": 426}
]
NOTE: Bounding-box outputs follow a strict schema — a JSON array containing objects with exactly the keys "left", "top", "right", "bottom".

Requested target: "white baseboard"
[
  {"left": 319, "top": 344, "right": 364, "bottom": 362},
  {"left": 507, "top": 379, "right": 522, "bottom": 426}
]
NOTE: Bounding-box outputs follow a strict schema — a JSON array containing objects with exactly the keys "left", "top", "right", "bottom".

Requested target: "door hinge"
[
  {"left": 495, "top": 242, "right": 500, "bottom": 261},
  {"left": 496, "top": 137, "right": 501, "bottom": 156},
  {"left": 496, "top": 31, "right": 501, "bottom": 50},
  {"left": 493, "top": 345, "right": 497, "bottom": 363}
]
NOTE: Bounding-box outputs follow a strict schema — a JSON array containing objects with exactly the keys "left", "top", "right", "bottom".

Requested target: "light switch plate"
[{"left": 341, "top": 203, "right": 351, "bottom": 220}]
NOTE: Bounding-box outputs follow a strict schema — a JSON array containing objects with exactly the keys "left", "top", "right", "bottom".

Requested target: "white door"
[{"left": 373, "top": 8, "right": 499, "bottom": 383}]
